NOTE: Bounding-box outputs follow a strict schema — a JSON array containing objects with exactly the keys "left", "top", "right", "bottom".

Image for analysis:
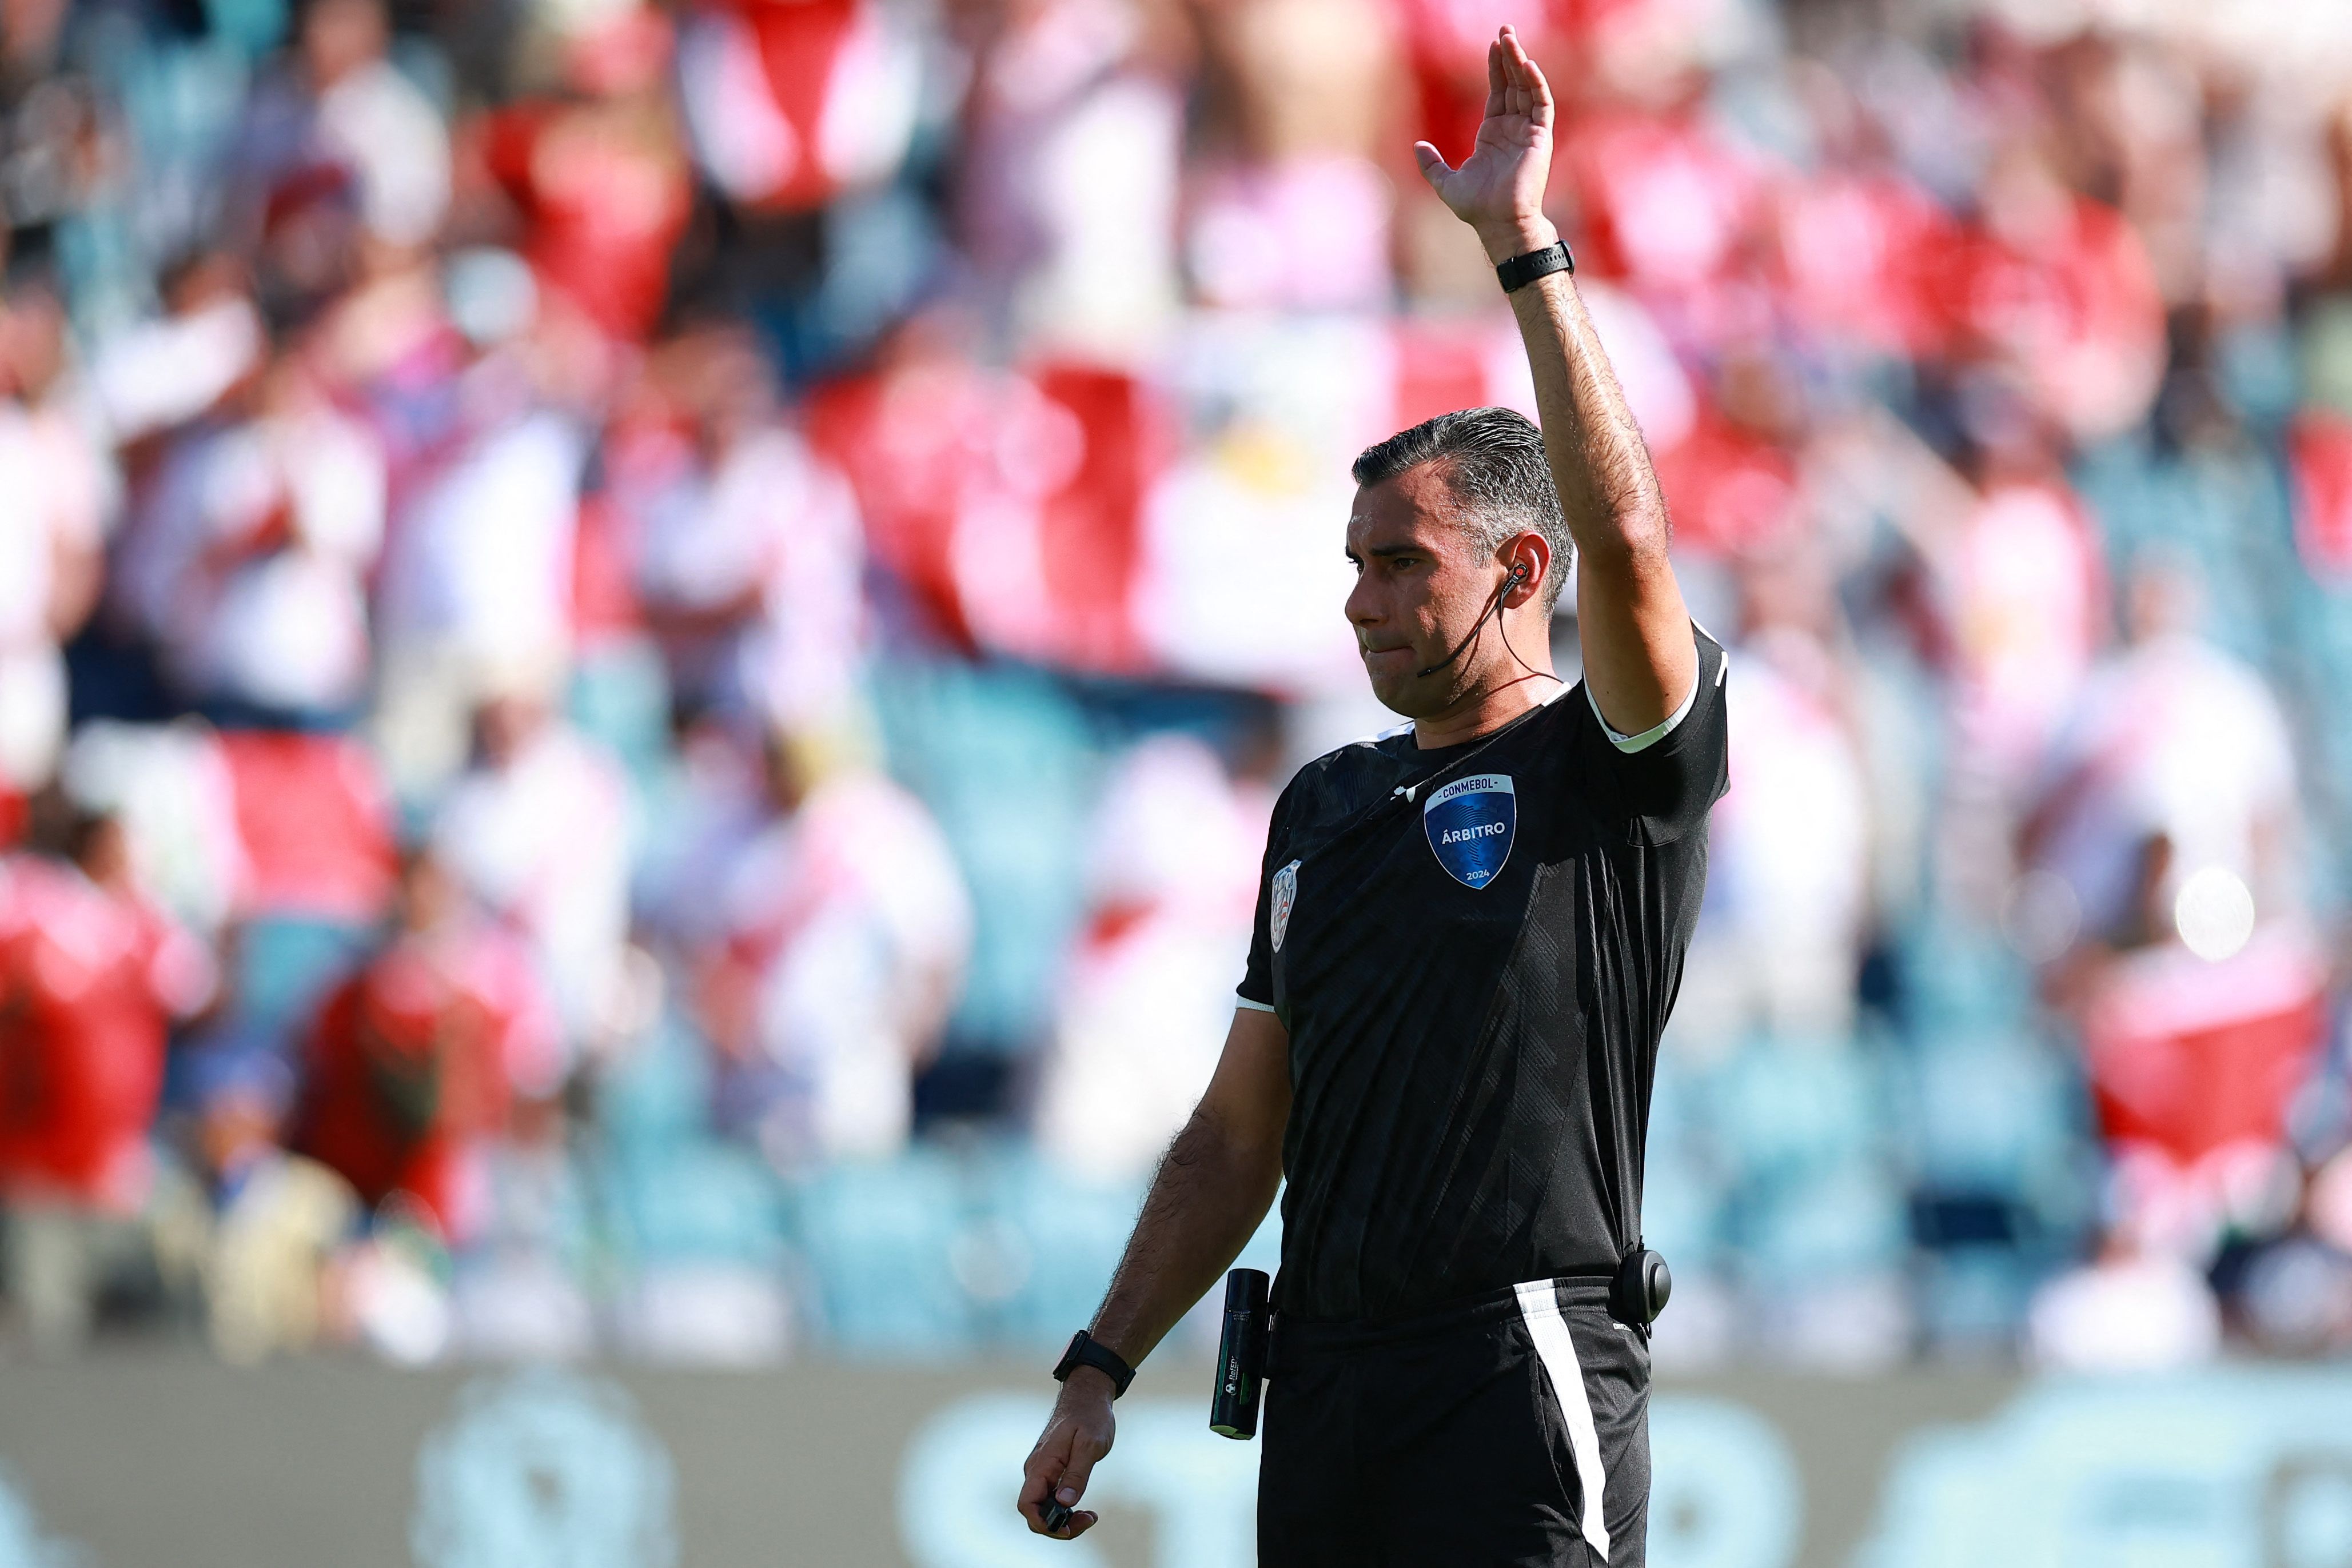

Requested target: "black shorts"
[{"left": 1258, "top": 1276, "right": 1651, "bottom": 1567}]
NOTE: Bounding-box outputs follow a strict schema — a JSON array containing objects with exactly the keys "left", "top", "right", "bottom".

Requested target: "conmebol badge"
[{"left": 1423, "top": 774, "right": 1516, "bottom": 889}]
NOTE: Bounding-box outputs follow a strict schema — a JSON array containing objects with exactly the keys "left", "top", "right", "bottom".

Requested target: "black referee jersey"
[
  {"left": 1237, "top": 627, "right": 1727, "bottom": 1566},
  {"left": 1238, "top": 625, "right": 1730, "bottom": 1320}
]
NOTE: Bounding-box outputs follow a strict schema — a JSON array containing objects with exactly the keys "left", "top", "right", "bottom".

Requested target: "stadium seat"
[
  {"left": 1644, "top": 1047, "right": 1730, "bottom": 1269},
  {"left": 1895, "top": 1029, "right": 2083, "bottom": 1197},
  {"left": 1735, "top": 1156, "right": 1908, "bottom": 1286},
  {"left": 870, "top": 661, "right": 1094, "bottom": 1051},
  {"left": 1640, "top": 1143, "right": 1728, "bottom": 1272},
  {"left": 233, "top": 916, "right": 372, "bottom": 1041},
  {"left": 1713, "top": 1031, "right": 1884, "bottom": 1185},
  {"left": 1912, "top": 1244, "right": 2040, "bottom": 1357},
  {"left": 566, "top": 640, "right": 674, "bottom": 795},
  {"left": 1897, "top": 918, "right": 2033, "bottom": 1039},
  {"left": 601, "top": 1142, "right": 787, "bottom": 1271},
  {"left": 979, "top": 1144, "right": 1148, "bottom": 1351},
  {"left": 792, "top": 1148, "right": 975, "bottom": 1358},
  {"left": 594, "top": 1010, "right": 718, "bottom": 1164}
]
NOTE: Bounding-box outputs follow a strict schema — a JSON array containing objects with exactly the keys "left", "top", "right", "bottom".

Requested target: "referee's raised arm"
[{"left": 1414, "top": 26, "right": 1699, "bottom": 737}]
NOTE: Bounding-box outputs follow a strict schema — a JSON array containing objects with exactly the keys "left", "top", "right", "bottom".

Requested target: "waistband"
[{"left": 1273, "top": 1274, "right": 1616, "bottom": 1355}]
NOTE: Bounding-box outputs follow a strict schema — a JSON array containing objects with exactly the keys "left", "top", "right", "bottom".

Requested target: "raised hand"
[{"left": 1413, "top": 26, "right": 1558, "bottom": 264}]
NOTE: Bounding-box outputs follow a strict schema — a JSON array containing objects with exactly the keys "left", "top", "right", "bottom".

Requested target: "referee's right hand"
[{"left": 1018, "top": 1366, "right": 1117, "bottom": 1538}]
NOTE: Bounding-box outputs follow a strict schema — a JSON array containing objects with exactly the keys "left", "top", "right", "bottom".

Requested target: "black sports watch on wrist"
[
  {"left": 1497, "top": 240, "right": 1575, "bottom": 293},
  {"left": 1053, "top": 1330, "right": 1137, "bottom": 1398}
]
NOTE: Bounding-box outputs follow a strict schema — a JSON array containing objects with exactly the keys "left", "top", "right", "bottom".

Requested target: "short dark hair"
[{"left": 1351, "top": 408, "right": 1572, "bottom": 612}]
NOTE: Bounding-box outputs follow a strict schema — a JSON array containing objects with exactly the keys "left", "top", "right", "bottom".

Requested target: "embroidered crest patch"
[
  {"left": 1270, "top": 860, "right": 1301, "bottom": 951},
  {"left": 1423, "top": 773, "right": 1517, "bottom": 889}
]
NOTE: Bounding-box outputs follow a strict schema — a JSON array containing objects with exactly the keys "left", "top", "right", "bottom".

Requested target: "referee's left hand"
[{"left": 1018, "top": 1366, "right": 1117, "bottom": 1538}]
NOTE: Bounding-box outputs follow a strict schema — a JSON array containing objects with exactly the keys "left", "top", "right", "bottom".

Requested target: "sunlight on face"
[{"left": 1343, "top": 466, "right": 1490, "bottom": 716}]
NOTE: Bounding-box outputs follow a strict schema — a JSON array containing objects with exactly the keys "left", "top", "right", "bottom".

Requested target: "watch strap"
[
  {"left": 1497, "top": 240, "right": 1575, "bottom": 293},
  {"left": 1054, "top": 1330, "right": 1136, "bottom": 1397}
]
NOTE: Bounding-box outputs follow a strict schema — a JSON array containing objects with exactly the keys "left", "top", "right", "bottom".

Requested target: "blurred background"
[{"left": 3, "top": 0, "right": 2352, "bottom": 1556}]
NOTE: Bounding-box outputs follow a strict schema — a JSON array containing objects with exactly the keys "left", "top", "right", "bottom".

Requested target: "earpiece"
[
  {"left": 1412, "top": 559, "right": 1560, "bottom": 682},
  {"left": 1417, "top": 565, "right": 1529, "bottom": 679}
]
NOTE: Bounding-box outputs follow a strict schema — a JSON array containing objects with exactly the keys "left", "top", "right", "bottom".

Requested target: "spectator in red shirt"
[
  {"left": 293, "top": 849, "right": 559, "bottom": 1244},
  {"left": 0, "top": 795, "right": 214, "bottom": 1353},
  {"left": 1936, "top": 139, "right": 2167, "bottom": 445},
  {"left": 467, "top": 8, "right": 693, "bottom": 346}
]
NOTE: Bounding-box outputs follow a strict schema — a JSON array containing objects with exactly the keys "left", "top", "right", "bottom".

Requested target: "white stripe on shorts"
[{"left": 1514, "top": 1279, "right": 1611, "bottom": 1562}]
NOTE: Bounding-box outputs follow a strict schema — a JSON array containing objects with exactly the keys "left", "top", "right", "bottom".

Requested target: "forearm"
[
  {"left": 1482, "top": 218, "right": 1694, "bottom": 726},
  {"left": 1019, "top": 1008, "right": 1285, "bottom": 1539},
  {"left": 1480, "top": 220, "right": 1669, "bottom": 566},
  {"left": 1086, "top": 1102, "right": 1283, "bottom": 1368},
  {"left": 1414, "top": 29, "right": 1692, "bottom": 728}
]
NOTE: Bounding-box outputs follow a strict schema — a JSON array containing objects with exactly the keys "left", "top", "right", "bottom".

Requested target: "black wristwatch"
[
  {"left": 1497, "top": 240, "right": 1575, "bottom": 293},
  {"left": 1053, "top": 1330, "right": 1136, "bottom": 1398}
]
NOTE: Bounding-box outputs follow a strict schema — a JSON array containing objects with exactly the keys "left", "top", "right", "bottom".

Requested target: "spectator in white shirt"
[
  {"left": 2020, "top": 556, "right": 2302, "bottom": 955},
  {"left": 116, "top": 360, "right": 384, "bottom": 721},
  {"left": 691, "top": 723, "right": 971, "bottom": 1167},
  {"left": 0, "top": 281, "right": 107, "bottom": 796},
  {"left": 2028, "top": 1227, "right": 2222, "bottom": 1372},
  {"left": 373, "top": 373, "right": 589, "bottom": 791},
  {"left": 433, "top": 662, "right": 632, "bottom": 1064},
  {"left": 1674, "top": 542, "right": 1873, "bottom": 1053},
  {"left": 1036, "top": 732, "right": 1270, "bottom": 1180},
  {"left": 627, "top": 328, "right": 870, "bottom": 731},
  {"left": 235, "top": 0, "right": 451, "bottom": 256}
]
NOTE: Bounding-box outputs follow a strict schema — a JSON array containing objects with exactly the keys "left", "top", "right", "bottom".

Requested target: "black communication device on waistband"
[
  {"left": 1609, "top": 1245, "right": 1672, "bottom": 1327},
  {"left": 1209, "top": 1268, "right": 1271, "bottom": 1439}
]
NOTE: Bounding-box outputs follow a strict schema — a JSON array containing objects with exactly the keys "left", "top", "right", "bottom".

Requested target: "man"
[
  {"left": 1017, "top": 27, "right": 1725, "bottom": 1565},
  {"left": 294, "top": 849, "right": 557, "bottom": 1243},
  {"left": 0, "top": 799, "right": 215, "bottom": 1352}
]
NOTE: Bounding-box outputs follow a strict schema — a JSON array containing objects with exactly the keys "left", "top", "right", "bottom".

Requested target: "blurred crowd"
[{"left": 2, "top": 0, "right": 2351, "bottom": 1369}]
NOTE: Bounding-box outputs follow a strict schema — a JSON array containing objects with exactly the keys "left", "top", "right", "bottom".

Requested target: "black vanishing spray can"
[{"left": 1209, "top": 1268, "right": 1270, "bottom": 1440}]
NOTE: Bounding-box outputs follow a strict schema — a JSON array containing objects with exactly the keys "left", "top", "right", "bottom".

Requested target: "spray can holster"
[{"left": 1208, "top": 1268, "right": 1271, "bottom": 1439}]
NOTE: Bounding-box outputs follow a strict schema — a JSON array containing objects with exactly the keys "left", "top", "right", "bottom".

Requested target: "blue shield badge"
[{"left": 1423, "top": 773, "right": 1516, "bottom": 889}]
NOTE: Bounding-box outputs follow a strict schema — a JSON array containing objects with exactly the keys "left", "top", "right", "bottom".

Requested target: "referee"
[{"left": 1018, "top": 27, "right": 1724, "bottom": 1566}]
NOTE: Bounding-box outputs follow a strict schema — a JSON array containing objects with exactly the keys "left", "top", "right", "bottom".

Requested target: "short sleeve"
[
  {"left": 1573, "top": 625, "right": 1731, "bottom": 845},
  {"left": 1236, "top": 784, "right": 1295, "bottom": 1011}
]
